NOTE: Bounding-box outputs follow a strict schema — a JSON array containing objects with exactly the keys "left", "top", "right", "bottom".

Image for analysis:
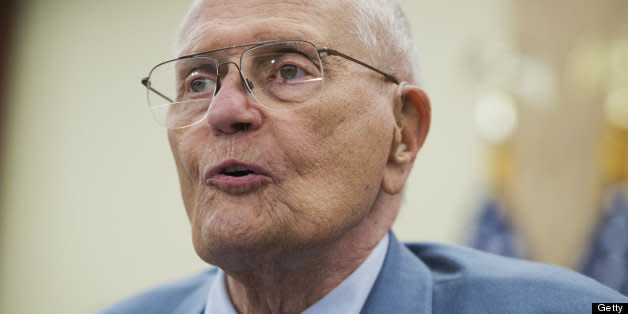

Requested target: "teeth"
[{"left": 224, "top": 165, "right": 250, "bottom": 173}]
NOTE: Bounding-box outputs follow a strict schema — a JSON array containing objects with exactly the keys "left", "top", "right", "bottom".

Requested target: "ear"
[{"left": 381, "top": 84, "right": 431, "bottom": 194}]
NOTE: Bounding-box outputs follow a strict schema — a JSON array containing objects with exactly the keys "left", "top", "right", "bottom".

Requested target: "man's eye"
[
  {"left": 277, "top": 64, "right": 307, "bottom": 81},
  {"left": 189, "top": 78, "right": 213, "bottom": 93}
]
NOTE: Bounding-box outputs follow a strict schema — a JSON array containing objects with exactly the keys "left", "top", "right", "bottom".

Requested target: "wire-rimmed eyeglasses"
[{"left": 141, "top": 39, "right": 400, "bottom": 129}]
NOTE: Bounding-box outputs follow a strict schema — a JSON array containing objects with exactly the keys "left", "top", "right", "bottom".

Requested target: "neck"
[{"left": 223, "top": 193, "right": 399, "bottom": 314}]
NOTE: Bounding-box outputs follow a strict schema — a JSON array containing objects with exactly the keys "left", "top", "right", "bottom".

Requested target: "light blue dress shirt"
[{"left": 204, "top": 233, "right": 390, "bottom": 314}]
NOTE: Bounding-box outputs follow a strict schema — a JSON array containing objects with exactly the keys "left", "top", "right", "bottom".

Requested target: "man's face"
[{"left": 170, "top": 0, "right": 399, "bottom": 263}]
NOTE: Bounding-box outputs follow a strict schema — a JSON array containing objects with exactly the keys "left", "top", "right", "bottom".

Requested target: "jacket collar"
[{"left": 361, "top": 231, "right": 433, "bottom": 314}]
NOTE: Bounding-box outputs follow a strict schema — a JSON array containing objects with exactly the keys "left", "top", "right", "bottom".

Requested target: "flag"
[
  {"left": 581, "top": 184, "right": 628, "bottom": 296},
  {"left": 469, "top": 196, "right": 525, "bottom": 258}
]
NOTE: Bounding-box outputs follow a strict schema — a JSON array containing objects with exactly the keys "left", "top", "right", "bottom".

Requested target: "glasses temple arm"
[
  {"left": 141, "top": 77, "right": 174, "bottom": 103},
  {"left": 318, "top": 48, "right": 400, "bottom": 84}
]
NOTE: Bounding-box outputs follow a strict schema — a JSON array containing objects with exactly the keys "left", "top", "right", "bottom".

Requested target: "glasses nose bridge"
[
  {"left": 216, "top": 61, "right": 240, "bottom": 89},
  {"left": 215, "top": 61, "right": 253, "bottom": 93}
]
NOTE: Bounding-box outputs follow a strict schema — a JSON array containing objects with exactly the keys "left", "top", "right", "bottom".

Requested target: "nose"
[{"left": 206, "top": 63, "right": 262, "bottom": 135}]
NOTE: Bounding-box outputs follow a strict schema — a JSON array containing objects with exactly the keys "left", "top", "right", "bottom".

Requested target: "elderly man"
[{"left": 102, "top": 0, "right": 627, "bottom": 313}]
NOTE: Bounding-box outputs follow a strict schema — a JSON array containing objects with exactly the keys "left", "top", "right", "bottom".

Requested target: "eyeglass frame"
[{"left": 141, "top": 39, "right": 401, "bottom": 104}]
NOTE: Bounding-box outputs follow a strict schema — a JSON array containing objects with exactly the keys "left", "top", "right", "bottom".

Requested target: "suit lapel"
[{"left": 361, "top": 232, "right": 433, "bottom": 314}]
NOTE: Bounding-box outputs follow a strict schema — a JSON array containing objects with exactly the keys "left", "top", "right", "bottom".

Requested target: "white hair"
[{"left": 349, "top": 0, "right": 422, "bottom": 85}]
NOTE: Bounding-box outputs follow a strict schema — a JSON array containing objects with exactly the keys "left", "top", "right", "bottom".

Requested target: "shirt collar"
[{"left": 204, "top": 233, "right": 390, "bottom": 314}]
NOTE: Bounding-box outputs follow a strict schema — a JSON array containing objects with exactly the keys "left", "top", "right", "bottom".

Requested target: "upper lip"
[{"left": 204, "top": 159, "right": 271, "bottom": 181}]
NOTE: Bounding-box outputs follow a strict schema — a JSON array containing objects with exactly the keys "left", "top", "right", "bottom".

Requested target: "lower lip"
[{"left": 205, "top": 174, "right": 272, "bottom": 194}]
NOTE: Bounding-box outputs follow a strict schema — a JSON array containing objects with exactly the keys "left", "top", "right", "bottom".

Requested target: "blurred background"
[{"left": 0, "top": 0, "right": 626, "bottom": 313}]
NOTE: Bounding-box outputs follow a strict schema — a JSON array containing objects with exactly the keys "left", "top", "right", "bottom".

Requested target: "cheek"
[
  {"left": 168, "top": 129, "right": 213, "bottom": 215},
  {"left": 169, "top": 129, "right": 206, "bottom": 172},
  {"left": 269, "top": 90, "right": 394, "bottom": 234},
  {"left": 295, "top": 85, "right": 393, "bottom": 182}
]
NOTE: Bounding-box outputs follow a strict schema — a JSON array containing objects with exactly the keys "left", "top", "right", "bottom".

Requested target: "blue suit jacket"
[{"left": 100, "top": 232, "right": 627, "bottom": 313}]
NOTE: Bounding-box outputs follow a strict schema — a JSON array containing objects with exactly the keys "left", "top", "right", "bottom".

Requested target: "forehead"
[{"left": 178, "top": 0, "right": 351, "bottom": 56}]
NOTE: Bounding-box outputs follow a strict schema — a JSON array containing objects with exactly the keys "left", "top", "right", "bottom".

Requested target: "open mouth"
[
  {"left": 221, "top": 165, "right": 255, "bottom": 177},
  {"left": 205, "top": 159, "right": 271, "bottom": 183},
  {"left": 205, "top": 159, "right": 272, "bottom": 193}
]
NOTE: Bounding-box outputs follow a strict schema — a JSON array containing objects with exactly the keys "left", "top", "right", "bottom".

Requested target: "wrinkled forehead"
[{"left": 178, "top": 0, "right": 352, "bottom": 56}]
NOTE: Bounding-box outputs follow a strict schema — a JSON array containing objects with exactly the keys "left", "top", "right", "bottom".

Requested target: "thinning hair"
[{"left": 349, "top": 0, "right": 422, "bottom": 85}]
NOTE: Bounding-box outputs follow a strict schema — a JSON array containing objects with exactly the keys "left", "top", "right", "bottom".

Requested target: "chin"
[
  {"left": 190, "top": 219, "right": 326, "bottom": 268},
  {"left": 190, "top": 212, "right": 283, "bottom": 266}
]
